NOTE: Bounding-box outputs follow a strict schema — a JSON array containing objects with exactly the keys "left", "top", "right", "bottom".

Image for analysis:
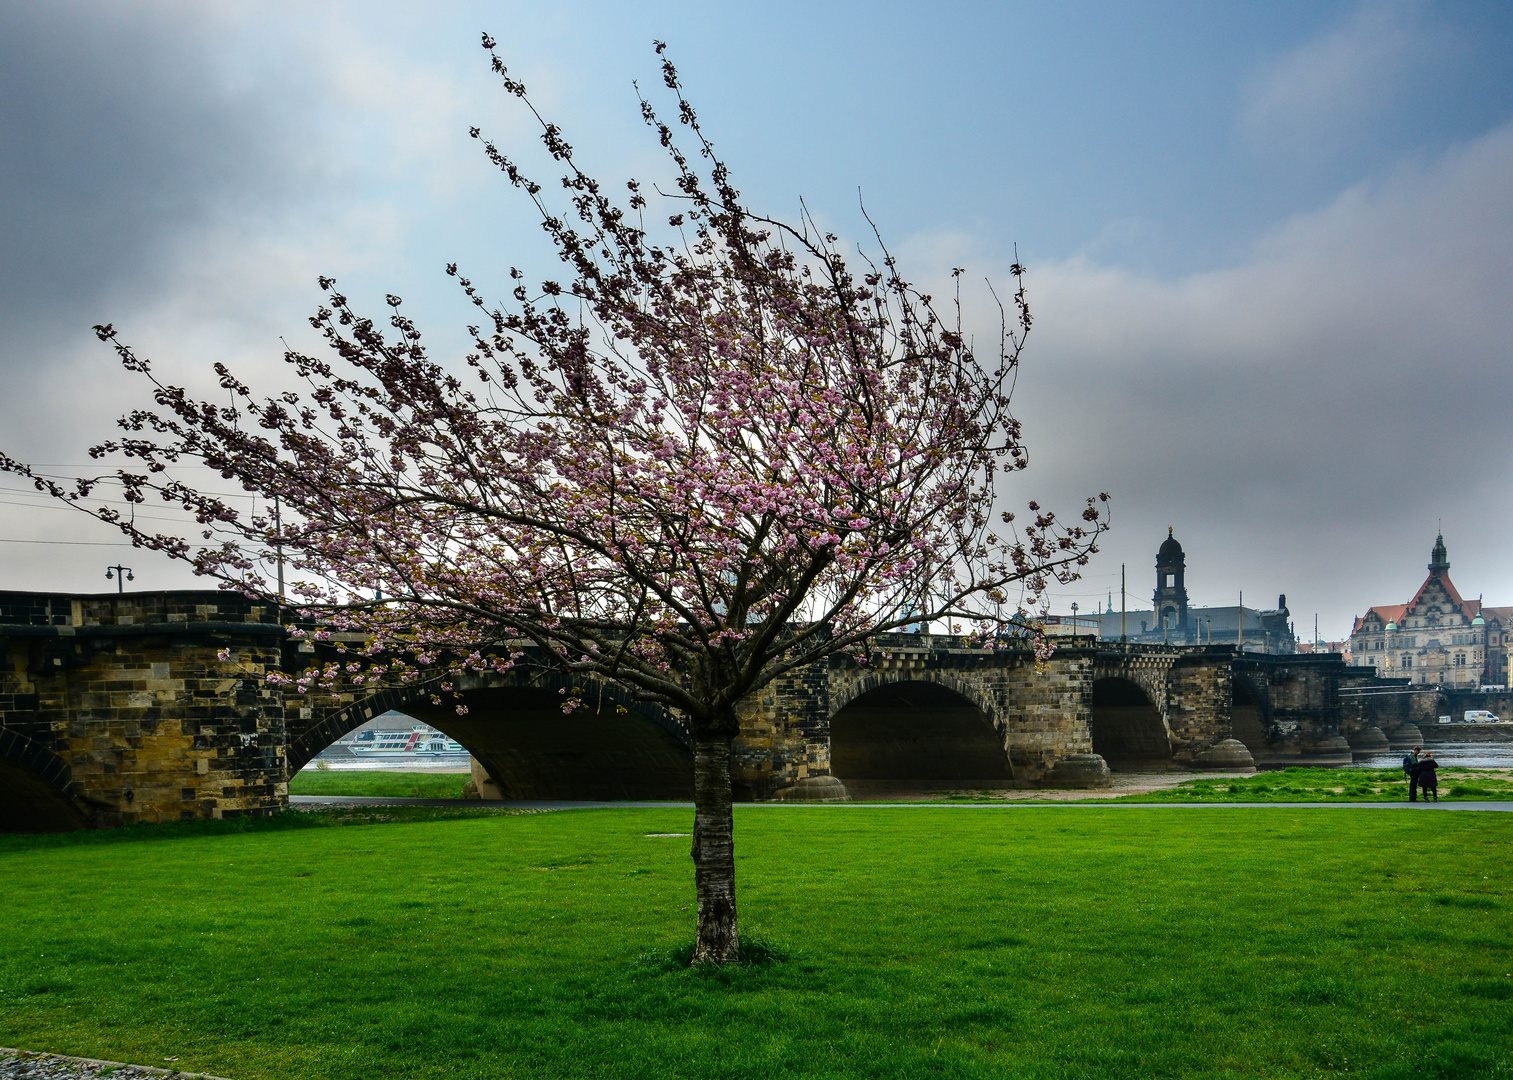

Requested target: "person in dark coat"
[
  {"left": 1402, "top": 746, "right": 1422, "bottom": 802},
  {"left": 1418, "top": 751, "right": 1439, "bottom": 802}
]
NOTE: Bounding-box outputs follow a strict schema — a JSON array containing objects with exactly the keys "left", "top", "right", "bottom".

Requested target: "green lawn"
[
  {"left": 2, "top": 807, "right": 1511, "bottom": 1079},
  {"left": 286, "top": 766, "right": 1513, "bottom": 804},
  {"left": 1111, "top": 767, "right": 1513, "bottom": 803},
  {"left": 288, "top": 769, "right": 472, "bottom": 799}
]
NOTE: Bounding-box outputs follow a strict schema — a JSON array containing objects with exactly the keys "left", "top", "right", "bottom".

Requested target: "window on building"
[
  {"left": 1455, "top": 654, "right": 1466, "bottom": 666},
  {"left": 1165, "top": 574, "right": 1175, "bottom": 588},
  {"left": 1403, "top": 656, "right": 1413, "bottom": 668}
]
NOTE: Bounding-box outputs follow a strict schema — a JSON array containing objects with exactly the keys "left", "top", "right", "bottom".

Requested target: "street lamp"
[
  {"left": 1071, "top": 602, "right": 1078, "bottom": 641},
  {"left": 105, "top": 565, "right": 134, "bottom": 594}
]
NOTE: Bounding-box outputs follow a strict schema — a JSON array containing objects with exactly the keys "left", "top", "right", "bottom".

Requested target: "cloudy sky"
[{"left": 2, "top": 0, "right": 1510, "bottom": 639}]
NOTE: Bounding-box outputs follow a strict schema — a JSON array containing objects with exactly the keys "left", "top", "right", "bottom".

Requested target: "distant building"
[
  {"left": 1041, "top": 613, "right": 1101, "bottom": 638},
  {"left": 1096, "top": 528, "right": 1296, "bottom": 652},
  {"left": 1295, "top": 640, "right": 1352, "bottom": 662},
  {"left": 1349, "top": 534, "right": 1511, "bottom": 687}
]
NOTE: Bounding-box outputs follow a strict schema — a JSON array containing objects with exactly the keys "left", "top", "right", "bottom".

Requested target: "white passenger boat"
[{"left": 350, "top": 725, "right": 466, "bottom": 757}]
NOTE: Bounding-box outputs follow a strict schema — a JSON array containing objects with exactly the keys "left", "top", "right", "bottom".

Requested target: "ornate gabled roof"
[
  {"left": 1408, "top": 570, "right": 1466, "bottom": 615},
  {"left": 1360, "top": 604, "right": 1407, "bottom": 629},
  {"left": 1352, "top": 536, "right": 1508, "bottom": 636}
]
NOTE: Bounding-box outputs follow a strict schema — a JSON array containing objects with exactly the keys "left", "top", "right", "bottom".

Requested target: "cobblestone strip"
[{"left": 0, "top": 1049, "right": 232, "bottom": 1080}]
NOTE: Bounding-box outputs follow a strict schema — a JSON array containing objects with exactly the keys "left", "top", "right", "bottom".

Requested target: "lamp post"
[
  {"left": 1071, "top": 602, "right": 1078, "bottom": 641},
  {"left": 105, "top": 565, "right": 134, "bottom": 594}
]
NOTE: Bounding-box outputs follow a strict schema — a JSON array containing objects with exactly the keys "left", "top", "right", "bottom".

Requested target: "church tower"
[
  {"left": 1154, "top": 527, "right": 1189, "bottom": 637},
  {"left": 1429, "top": 532, "right": 1449, "bottom": 578}
]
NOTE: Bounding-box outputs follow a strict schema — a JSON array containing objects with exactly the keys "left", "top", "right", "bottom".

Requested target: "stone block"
[
  {"left": 1041, "top": 753, "right": 1112, "bottom": 788},
  {"left": 1192, "top": 738, "right": 1255, "bottom": 771},
  {"left": 769, "top": 775, "right": 851, "bottom": 802}
]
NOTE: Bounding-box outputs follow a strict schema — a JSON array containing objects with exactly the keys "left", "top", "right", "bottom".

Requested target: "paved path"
[{"left": 289, "top": 795, "right": 1513, "bottom": 812}]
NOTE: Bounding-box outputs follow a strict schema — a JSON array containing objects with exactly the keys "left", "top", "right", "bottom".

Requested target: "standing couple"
[{"left": 1401, "top": 746, "right": 1439, "bottom": 802}]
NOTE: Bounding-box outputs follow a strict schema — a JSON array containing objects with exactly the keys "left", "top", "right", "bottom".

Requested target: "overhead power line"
[{"left": 0, "top": 538, "right": 140, "bottom": 547}]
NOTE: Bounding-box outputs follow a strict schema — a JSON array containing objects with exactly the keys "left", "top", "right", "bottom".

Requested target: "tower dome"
[{"left": 1159, "top": 526, "right": 1183, "bottom": 562}]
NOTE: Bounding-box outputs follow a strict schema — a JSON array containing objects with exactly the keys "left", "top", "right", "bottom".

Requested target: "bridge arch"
[
  {"left": 1089, "top": 677, "right": 1172, "bottom": 770},
  {"left": 828, "top": 667, "right": 1004, "bottom": 732},
  {"left": 1230, "top": 673, "right": 1271, "bottom": 761},
  {"left": 290, "top": 669, "right": 693, "bottom": 801},
  {"left": 0, "top": 732, "right": 89, "bottom": 832},
  {"left": 828, "top": 672, "right": 1013, "bottom": 796},
  {"left": 1090, "top": 656, "right": 1172, "bottom": 718}
]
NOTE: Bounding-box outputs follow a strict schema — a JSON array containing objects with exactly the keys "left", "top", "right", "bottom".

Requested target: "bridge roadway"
[{"left": 1, "top": 589, "right": 1377, "bottom": 831}]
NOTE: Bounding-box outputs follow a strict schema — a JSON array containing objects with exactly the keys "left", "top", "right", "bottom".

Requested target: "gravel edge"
[{"left": 0, "top": 1049, "right": 232, "bottom": 1080}]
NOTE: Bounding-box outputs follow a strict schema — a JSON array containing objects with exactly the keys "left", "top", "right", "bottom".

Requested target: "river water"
[{"left": 1347, "top": 744, "right": 1513, "bottom": 770}]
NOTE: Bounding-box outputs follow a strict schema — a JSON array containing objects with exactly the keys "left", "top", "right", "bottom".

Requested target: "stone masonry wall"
[
  {"left": 823, "top": 637, "right": 1094, "bottom": 786},
  {"left": 0, "top": 591, "right": 287, "bottom": 827},
  {"left": 1235, "top": 655, "right": 1350, "bottom": 759},
  {"left": 728, "top": 637, "right": 1099, "bottom": 796},
  {"left": 1441, "top": 689, "right": 1513, "bottom": 722},
  {"left": 731, "top": 658, "right": 831, "bottom": 801}
]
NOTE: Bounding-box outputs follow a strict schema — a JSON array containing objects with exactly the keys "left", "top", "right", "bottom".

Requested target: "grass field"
[
  {"left": 288, "top": 766, "right": 1513, "bottom": 804},
  {"left": 288, "top": 769, "right": 472, "bottom": 799},
  {"left": 1110, "top": 767, "right": 1513, "bottom": 803},
  {"left": 2, "top": 806, "right": 1511, "bottom": 1080}
]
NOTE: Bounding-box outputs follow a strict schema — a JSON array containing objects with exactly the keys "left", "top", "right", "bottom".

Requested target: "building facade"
[
  {"left": 1349, "top": 534, "right": 1511, "bottom": 688},
  {"left": 1096, "top": 528, "right": 1296, "bottom": 652}
]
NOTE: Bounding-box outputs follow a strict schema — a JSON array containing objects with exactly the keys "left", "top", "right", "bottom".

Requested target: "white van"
[{"left": 1464, "top": 709, "right": 1500, "bottom": 723}]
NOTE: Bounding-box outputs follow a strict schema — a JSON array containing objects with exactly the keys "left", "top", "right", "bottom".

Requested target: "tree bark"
[{"left": 690, "top": 725, "right": 739, "bottom": 964}]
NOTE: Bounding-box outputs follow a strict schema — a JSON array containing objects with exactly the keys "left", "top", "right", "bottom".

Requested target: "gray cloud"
[
  {"left": 0, "top": 2, "right": 315, "bottom": 367},
  {"left": 1013, "top": 119, "right": 1513, "bottom": 635},
  {"left": 1, "top": 2, "right": 1507, "bottom": 632}
]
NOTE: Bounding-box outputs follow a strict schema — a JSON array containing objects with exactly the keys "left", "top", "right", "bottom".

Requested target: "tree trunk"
[{"left": 690, "top": 726, "right": 739, "bottom": 964}]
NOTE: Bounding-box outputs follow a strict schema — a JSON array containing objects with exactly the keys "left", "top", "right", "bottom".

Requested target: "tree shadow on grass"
[{"left": 636, "top": 925, "right": 794, "bottom": 976}]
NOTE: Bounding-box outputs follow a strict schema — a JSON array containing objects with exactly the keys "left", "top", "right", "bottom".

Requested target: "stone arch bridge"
[{"left": 1, "top": 590, "right": 1355, "bottom": 831}]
